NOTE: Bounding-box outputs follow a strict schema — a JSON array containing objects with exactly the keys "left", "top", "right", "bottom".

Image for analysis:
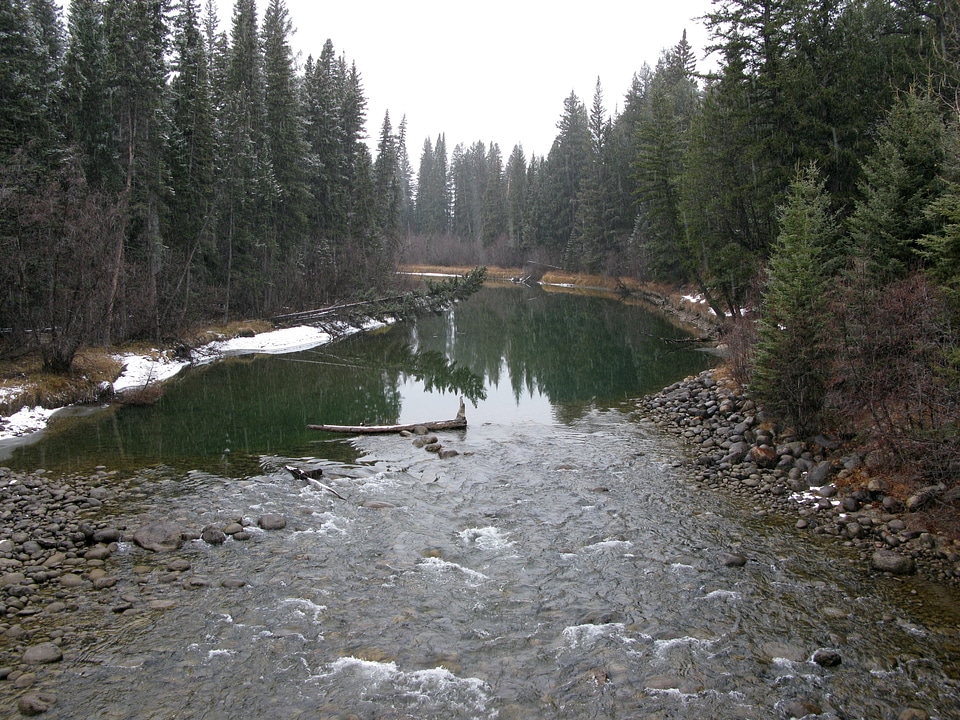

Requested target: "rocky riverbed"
[
  {"left": 636, "top": 368, "right": 960, "bottom": 586},
  {"left": 0, "top": 464, "right": 295, "bottom": 715}
]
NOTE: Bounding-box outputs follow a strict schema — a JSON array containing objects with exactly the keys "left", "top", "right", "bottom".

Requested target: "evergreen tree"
[
  {"left": 633, "top": 38, "right": 700, "bottom": 281},
  {"left": 61, "top": 0, "right": 115, "bottom": 187},
  {"left": 102, "top": 0, "right": 169, "bottom": 341},
  {"left": 538, "top": 91, "right": 590, "bottom": 258},
  {"left": 0, "top": 0, "right": 60, "bottom": 161},
  {"left": 752, "top": 164, "right": 837, "bottom": 436},
  {"left": 505, "top": 144, "right": 526, "bottom": 249},
  {"left": 480, "top": 143, "right": 504, "bottom": 247},
  {"left": 415, "top": 133, "right": 450, "bottom": 236},
  {"left": 261, "top": 0, "right": 309, "bottom": 295},
  {"left": 395, "top": 115, "right": 414, "bottom": 234},
  {"left": 220, "top": 0, "right": 273, "bottom": 319},
  {"left": 373, "top": 110, "right": 402, "bottom": 251},
  {"left": 568, "top": 78, "right": 615, "bottom": 272},
  {"left": 165, "top": 0, "right": 216, "bottom": 327},
  {"left": 848, "top": 91, "right": 950, "bottom": 280}
]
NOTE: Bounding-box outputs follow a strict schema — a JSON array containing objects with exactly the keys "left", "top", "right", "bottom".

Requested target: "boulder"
[
  {"left": 812, "top": 649, "right": 842, "bottom": 667},
  {"left": 132, "top": 522, "right": 184, "bottom": 553},
  {"left": 871, "top": 549, "right": 916, "bottom": 575},
  {"left": 749, "top": 445, "right": 778, "bottom": 468},
  {"left": 258, "top": 514, "right": 286, "bottom": 531},
  {"left": 17, "top": 692, "right": 57, "bottom": 716},
  {"left": 718, "top": 552, "right": 747, "bottom": 568},
  {"left": 805, "top": 460, "right": 834, "bottom": 488},
  {"left": 22, "top": 643, "right": 62, "bottom": 665},
  {"left": 201, "top": 525, "right": 226, "bottom": 545},
  {"left": 906, "top": 485, "right": 943, "bottom": 512}
]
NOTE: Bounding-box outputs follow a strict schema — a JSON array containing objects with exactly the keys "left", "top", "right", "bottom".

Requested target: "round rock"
[
  {"left": 812, "top": 649, "right": 842, "bottom": 667},
  {"left": 258, "top": 514, "right": 286, "bottom": 531},
  {"left": 22, "top": 643, "right": 63, "bottom": 665},
  {"left": 17, "top": 692, "right": 57, "bottom": 716},
  {"left": 718, "top": 552, "right": 747, "bottom": 568},
  {"left": 871, "top": 549, "right": 916, "bottom": 575},
  {"left": 201, "top": 526, "right": 227, "bottom": 545},
  {"left": 132, "top": 522, "right": 184, "bottom": 553}
]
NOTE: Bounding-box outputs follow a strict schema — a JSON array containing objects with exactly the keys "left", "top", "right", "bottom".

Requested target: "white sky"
[{"left": 237, "top": 0, "right": 718, "bottom": 160}]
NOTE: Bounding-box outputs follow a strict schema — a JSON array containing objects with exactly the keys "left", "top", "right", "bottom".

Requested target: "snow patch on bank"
[{"left": 1, "top": 320, "right": 391, "bottom": 442}]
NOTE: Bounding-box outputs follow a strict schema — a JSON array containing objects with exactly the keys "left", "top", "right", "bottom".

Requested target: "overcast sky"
[{"left": 229, "top": 0, "right": 718, "bottom": 160}]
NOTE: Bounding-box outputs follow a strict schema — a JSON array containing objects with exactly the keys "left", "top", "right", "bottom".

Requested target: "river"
[{"left": 2, "top": 283, "right": 959, "bottom": 719}]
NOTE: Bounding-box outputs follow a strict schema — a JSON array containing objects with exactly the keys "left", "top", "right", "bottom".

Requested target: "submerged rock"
[
  {"left": 17, "top": 692, "right": 57, "bottom": 716},
  {"left": 258, "top": 514, "right": 286, "bottom": 531},
  {"left": 132, "top": 522, "right": 184, "bottom": 553},
  {"left": 871, "top": 550, "right": 916, "bottom": 575}
]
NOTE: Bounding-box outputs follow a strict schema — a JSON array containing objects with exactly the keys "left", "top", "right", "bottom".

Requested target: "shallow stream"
[{"left": 3, "top": 284, "right": 959, "bottom": 718}]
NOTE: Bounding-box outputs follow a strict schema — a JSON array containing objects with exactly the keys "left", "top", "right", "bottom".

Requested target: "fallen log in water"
[
  {"left": 284, "top": 464, "right": 346, "bottom": 500},
  {"left": 308, "top": 398, "right": 466, "bottom": 434}
]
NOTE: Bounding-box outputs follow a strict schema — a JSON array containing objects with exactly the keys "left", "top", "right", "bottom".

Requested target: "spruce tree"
[
  {"left": 848, "top": 91, "right": 949, "bottom": 280},
  {"left": 752, "top": 163, "right": 837, "bottom": 437},
  {"left": 166, "top": 0, "right": 216, "bottom": 327},
  {"left": 261, "top": 0, "right": 309, "bottom": 286},
  {"left": 62, "top": 0, "right": 116, "bottom": 187}
]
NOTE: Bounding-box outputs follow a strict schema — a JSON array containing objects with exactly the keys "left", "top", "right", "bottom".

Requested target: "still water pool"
[{"left": 3, "top": 284, "right": 959, "bottom": 719}]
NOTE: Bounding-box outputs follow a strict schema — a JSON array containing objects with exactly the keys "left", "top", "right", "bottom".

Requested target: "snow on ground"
[{"left": 0, "top": 320, "right": 391, "bottom": 442}]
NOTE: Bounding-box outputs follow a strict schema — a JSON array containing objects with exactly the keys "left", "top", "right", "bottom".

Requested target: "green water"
[{"left": 4, "top": 284, "right": 713, "bottom": 475}]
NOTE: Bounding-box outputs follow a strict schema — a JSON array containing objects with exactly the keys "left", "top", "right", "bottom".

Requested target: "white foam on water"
[
  {"left": 417, "top": 557, "right": 489, "bottom": 585},
  {"left": 583, "top": 538, "right": 633, "bottom": 552},
  {"left": 206, "top": 649, "right": 237, "bottom": 661},
  {"left": 698, "top": 589, "right": 741, "bottom": 602},
  {"left": 314, "top": 657, "right": 496, "bottom": 717},
  {"left": 653, "top": 636, "right": 715, "bottom": 658},
  {"left": 561, "top": 622, "right": 628, "bottom": 650},
  {"left": 458, "top": 526, "right": 516, "bottom": 552},
  {"left": 281, "top": 597, "right": 327, "bottom": 623}
]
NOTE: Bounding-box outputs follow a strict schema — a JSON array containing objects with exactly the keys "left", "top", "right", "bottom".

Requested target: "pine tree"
[
  {"left": 261, "top": 0, "right": 309, "bottom": 291},
  {"left": 0, "top": 0, "right": 60, "bottom": 161},
  {"left": 505, "top": 144, "right": 526, "bottom": 249},
  {"left": 752, "top": 163, "right": 837, "bottom": 436},
  {"left": 165, "top": 0, "right": 216, "bottom": 327},
  {"left": 220, "top": 0, "right": 273, "bottom": 319},
  {"left": 102, "top": 0, "right": 169, "bottom": 341},
  {"left": 373, "top": 110, "right": 402, "bottom": 251},
  {"left": 539, "top": 91, "right": 590, "bottom": 258},
  {"left": 848, "top": 91, "right": 949, "bottom": 280},
  {"left": 62, "top": 0, "right": 116, "bottom": 187},
  {"left": 395, "top": 115, "right": 414, "bottom": 234},
  {"left": 633, "top": 37, "right": 700, "bottom": 281},
  {"left": 568, "top": 78, "right": 614, "bottom": 272}
]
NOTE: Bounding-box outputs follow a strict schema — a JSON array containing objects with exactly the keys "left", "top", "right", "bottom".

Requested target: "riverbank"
[
  {"left": 0, "top": 320, "right": 391, "bottom": 458},
  {"left": 635, "top": 368, "right": 960, "bottom": 586},
  {"left": 401, "top": 264, "right": 722, "bottom": 338}
]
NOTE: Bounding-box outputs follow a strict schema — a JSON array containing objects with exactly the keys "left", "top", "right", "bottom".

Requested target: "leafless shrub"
[
  {"left": 829, "top": 268, "right": 960, "bottom": 485},
  {"left": 722, "top": 314, "right": 758, "bottom": 389}
]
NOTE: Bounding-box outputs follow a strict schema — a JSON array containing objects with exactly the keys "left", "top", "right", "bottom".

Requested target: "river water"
[{"left": 4, "top": 284, "right": 960, "bottom": 718}]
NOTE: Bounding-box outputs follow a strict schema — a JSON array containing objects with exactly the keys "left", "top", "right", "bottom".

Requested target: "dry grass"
[
  {"left": 0, "top": 349, "right": 122, "bottom": 415},
  {"left": 0, "top": 320, "right": 275, "bottom": 415}
]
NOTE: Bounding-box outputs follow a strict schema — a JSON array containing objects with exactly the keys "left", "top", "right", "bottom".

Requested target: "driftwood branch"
[
  {"left": 284, "top": 465, "right": 346, "bottom": 500},
  {"left": 308, "top": 398, "right": 466, "bottom": 434}
]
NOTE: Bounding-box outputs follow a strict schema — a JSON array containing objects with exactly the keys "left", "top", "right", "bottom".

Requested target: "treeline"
[
  {"left": 407, "top": 0, "right": 960, "bottom": 484},
  {"left": 1, "top": 0, "right": 412, "bottom": 372},
  {"left": 409, "top": 2, "right": 959, "bottom": 305}
]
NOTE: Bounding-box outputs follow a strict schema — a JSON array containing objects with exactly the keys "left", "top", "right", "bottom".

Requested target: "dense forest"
[{"left": 1, "top": 0, "right": 959, "bottom": 483}]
